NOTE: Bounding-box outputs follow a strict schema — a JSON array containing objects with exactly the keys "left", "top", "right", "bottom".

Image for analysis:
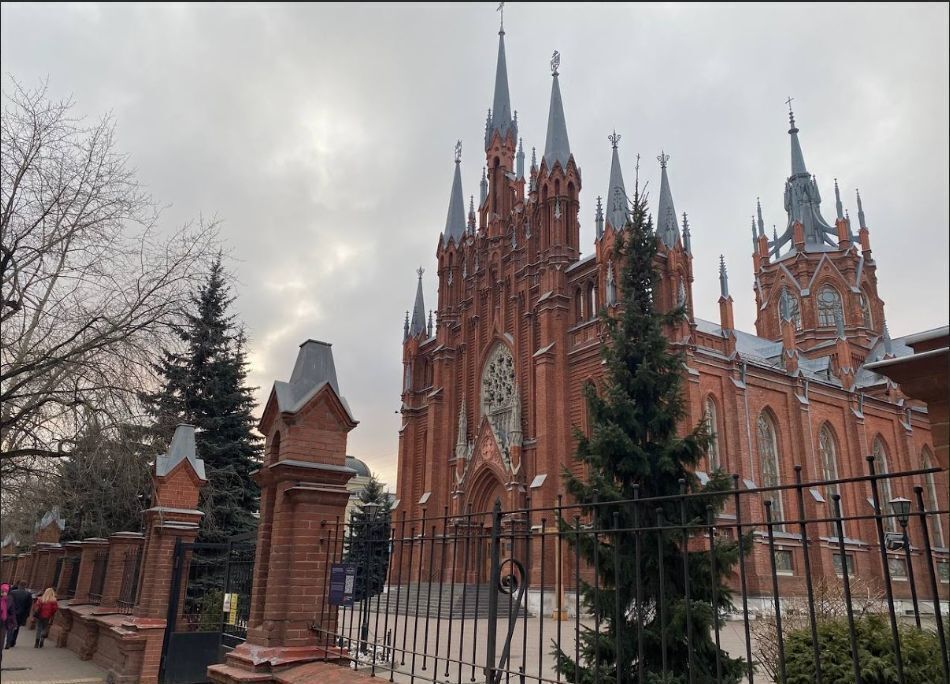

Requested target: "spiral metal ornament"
[{"left": 497, "top": 557, "right": 526, "bottom": 596}]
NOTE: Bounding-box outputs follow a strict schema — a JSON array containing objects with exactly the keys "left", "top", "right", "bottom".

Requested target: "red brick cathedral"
[{"left": 395, "top": 24, "right": 946, "bottom": 585}]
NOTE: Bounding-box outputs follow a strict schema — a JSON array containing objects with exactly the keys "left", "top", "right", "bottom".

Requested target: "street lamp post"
[
  {"left": 359, "top": 502, "right": 381, "bottom": 655},
  {"left": 890, "top": 496, "right": 920, "bottom": 627}
]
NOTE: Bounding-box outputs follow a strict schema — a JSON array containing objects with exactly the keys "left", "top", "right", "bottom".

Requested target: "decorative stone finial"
[{"left": 550, "top": 50, "right": 560, "bottom": 76}]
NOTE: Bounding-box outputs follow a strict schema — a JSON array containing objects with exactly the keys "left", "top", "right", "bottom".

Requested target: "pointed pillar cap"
[{"left": 155, "top": 424, "right": 207, "bottom": 480}]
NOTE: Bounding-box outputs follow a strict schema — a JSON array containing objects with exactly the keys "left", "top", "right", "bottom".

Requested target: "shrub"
[{"left": 784, "top": 613, "right": 943, "bottom": 683}]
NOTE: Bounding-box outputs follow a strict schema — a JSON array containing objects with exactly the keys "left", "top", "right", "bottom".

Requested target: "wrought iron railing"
[
  {"left": 310, "top": 459, "right": 949, "bottom": 684},
  {"left": 88, "top": 549, "right": 109, "bottom": 604},
  {"left": 116, "top": 548, "right": 141, "bottom": 613},
  {"left": 63, "top": 556, "right": 81, "bottom": 600}
]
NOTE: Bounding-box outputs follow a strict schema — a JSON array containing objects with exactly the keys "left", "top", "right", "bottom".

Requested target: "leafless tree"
[{"left": 1, "top": 79, "right": 218, "bottom": 479}]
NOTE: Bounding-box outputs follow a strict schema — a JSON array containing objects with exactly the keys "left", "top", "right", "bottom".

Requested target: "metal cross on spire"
[
  {"left": 497, "top": 1, "right": 505, "bottom": 32},
  {"left": 608, "top": 130, "right": 621, "bottom": 149},
  {"left": 454, "top": 139, "right": 462, "bottom": 164},
  {"left": 417, "top": 266, "right": 425, "bottom": 280},
  {"left": 550, "top": 50, "right": 560, "bottom": 76},
  {"left": 786, "top": 96, "right": 796, "bottom": 127},
  {"left": 657, "top": 150, "right": 670, "bottom": 168}
]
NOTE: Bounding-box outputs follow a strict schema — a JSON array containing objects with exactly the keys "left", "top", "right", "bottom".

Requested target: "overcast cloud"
[{"left": 2, "top": 2, "right": 948, "bottom": 488}]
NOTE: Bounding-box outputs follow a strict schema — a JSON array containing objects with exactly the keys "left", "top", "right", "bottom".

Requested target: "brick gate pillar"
[
  {"left": 210, "top": 339, "right": 357, "bottom": 683},
  {"left": 95, "top": 532, "right": 144, "bottom": 613},
  {"left": 70, "top": 539, "right": 109, "bottom": 604}
]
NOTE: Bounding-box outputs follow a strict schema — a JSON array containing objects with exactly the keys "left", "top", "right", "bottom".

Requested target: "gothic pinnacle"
[
  {"left": 542, "top": 50, "right": 571, "bottom": 169},
  {"left": 719, "top": 254, "right": 729, "bottom": 298},
  {"left": 834, "top": 178, "right": 844, "bottom": 220}
]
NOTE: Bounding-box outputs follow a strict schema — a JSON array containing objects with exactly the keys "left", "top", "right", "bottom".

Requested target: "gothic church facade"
[{"left": 395, "top": 24, "right": 947, "bottom": 596}]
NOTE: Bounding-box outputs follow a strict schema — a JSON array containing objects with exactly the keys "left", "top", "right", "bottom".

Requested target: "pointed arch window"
[
  {"left": 574, "top": 287, "right": 584, "bottom": 323},
  {"left": 817, "top": 286, "right": 843, "bottom": 328},
  {"left": 858, "top": 291, "right": 873, "bottom": 328},
  {"left": 779, "top": 287, "right": 802, "bottom": 331},
  {"left": 704, "top": 397, "right": 721, "bottom": 472},
  {"left": 818, "top": 424, "right": 843, "bottom": 534},
  {"left": 587, "top": 281, "right": 597, "bottom": 320},
  {"left": 872, "top": 437, "right": 897, "bottom": 532},
  {"left": 922, "top": 447, "right": 945, "bottom": 548},
  {"left": 757, "top": 411, "right": 785, "bottom": 529}
]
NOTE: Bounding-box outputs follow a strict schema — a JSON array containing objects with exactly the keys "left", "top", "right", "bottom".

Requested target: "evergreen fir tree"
[
  {"left": 343, "top": 475, "right": 393, "bottom": 603},
  {"left": 555, "top": 184, "right": 746, "bottom": 684},
  {"left": 142, "top": 256, "right": 261, "bottom": 542}
]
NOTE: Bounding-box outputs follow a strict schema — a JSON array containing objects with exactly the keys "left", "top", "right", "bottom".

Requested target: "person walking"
[
  {"left": 0, "top": 583, "right": 15, "bottom": 666},
  {"left": 32, "top": 587, "right": 58, "bottom": 648},
  {"left": 6, "top": 580, "right": 33, "bottom": 648}
]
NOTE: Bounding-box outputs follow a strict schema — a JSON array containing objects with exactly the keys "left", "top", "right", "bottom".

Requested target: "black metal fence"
[
  {"left": 311, "top": 460, "right": 949, "bottom": 684},
  {"left": 88, "top": 549, "right": 109, "bottom": 604},
  {"left": 117, "top": 548, "right": 142, "bottom": 614},
  {"left": 63, "top": 555, "right": 81, "bottom": 600}
]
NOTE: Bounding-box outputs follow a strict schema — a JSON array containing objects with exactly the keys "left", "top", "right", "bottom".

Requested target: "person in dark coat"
[{"left": 5, "top": 581, "right": 33, "bottom": 648}]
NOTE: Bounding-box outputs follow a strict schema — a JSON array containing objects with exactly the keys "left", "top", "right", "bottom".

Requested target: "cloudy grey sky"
[{"left": 3, "top": 2, "right": 948, "bottom": 487}]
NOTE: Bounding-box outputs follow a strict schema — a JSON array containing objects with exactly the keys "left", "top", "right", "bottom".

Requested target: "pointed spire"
[
  {"left": 542, "top": 51, "right": 571, "bottom": 169},
  {"left": 834, "top": 178, "right": 844, "bottom": 220},
  {"left": 595, "top": 196, "right": 604, "bottom": 239},
  {"left": 427, "top": 310, "right": 434, "bottom": 338},
  {"left": 468, "top": 195, "right": 476, "bottom": 233},
  {"left": 856, "top": 188, "right": 867, "bottom": 229},
  {"left": 787, "top": 97, "right": 808, "bottom": 177},
  {"left": 530, "top": 146, "right": 537, "bottom": 171},
  {"left": 656, "top": 151, "right": 679, "bottom": 247},
  {"left": 403, "top": 311, "right": 410, "bottom": 342},
  {"left": 719, "top": 255, "right": 729, "bottom": 298},
  {"left": 444, "top": 141, "right": 466, "bottom": 242},
  {"left": 516, "top": 137, "right": 525, "bottom": 179},
  {"left": 410, "top": 268, "right": 426, "bottom": 336},
  {"left": 751, "top": 217, "right": 757, "bottom": 248},
  {"left": 756, "top": 197, "right": 766, "bottom": 237},
  {"left": 606, "top": 131, "right": 628, "bottom": 230},
  {"left": 486, "top": 22, "right": 515, "bottom": 149},
  {"left": 682, "top": 212, "right": 691, "bottom": 254},
  {"left": 480, "top": 167, "right": 488, "bottom": 206}
]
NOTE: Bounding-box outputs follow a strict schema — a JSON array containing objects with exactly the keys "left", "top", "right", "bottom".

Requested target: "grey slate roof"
[
  {"left": 33, "top": 507, "right": 65, "bottom": 533},
  {"left": 695, "top": 316, "right": 919, "bottom": 390},
  {"left": 346, "top": 455, "right": 371, "bottom": 478},
  {"left": 155, "top": 424, "right": 207, "bottom": 480},
  {"left": 656, "top": 155, "right": 680, "bottom": 248},
  {"left": 486, "top": 30, "right": 516, "bottom": 148},
  {"left": 543, "top": 72, "right": 571, "bottom": 169},
  {"left": 444, "top": 158, "right": 466, "bottom": 242},
  {"left": 273, "top": 339, "right": 356, "bottom": 420},
  {"left": 606, "top": 140, "right": 628, "bottom": 231}
]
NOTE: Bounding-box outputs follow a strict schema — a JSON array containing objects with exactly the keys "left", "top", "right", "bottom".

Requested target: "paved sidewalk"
[{"left": 0, "top": 641, "right": 106, "bottom": 684}]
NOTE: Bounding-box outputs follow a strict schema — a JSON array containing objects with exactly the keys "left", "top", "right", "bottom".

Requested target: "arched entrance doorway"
[{"left": 465, "top": 467, "right": 505, "bottom": 584}]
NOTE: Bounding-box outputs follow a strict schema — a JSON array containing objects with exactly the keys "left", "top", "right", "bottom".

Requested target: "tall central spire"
[
  {"left": 410, "top": 268, "right": 426, "bottom": 337},
  {"left": 486, "top": 21, "right": 515, "bottom": 149},
  {"left": 542, "top": 51, "right": 571, "bottom": 169},
  {"left": 444, "top": 141, "right": 466, "bottom": 242},
  {"left": 787, "top": 98, "right": 808, "bottom": 178},
  {"left": 656, "top": 152, "right": 680, "bottom": 247},
  {"left": 605, "top": 131, "right": 627, "bottom": 230}
]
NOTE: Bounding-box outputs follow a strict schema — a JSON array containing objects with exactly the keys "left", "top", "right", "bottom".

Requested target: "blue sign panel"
[{"left": 328, "top": 562, "right": 356, "bottom": 606}]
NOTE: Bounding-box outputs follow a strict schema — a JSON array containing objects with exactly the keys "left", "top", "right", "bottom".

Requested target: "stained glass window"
[
  {"left": 922, "top": 448, "right": 945, "bottom": 548},
  {"left": 817, "top": 286, "right": 843, "bottom": 328},
  {"left": 872, "top": 438, "right": 897, "bottom": 533},
  {"left": 819, "top": 425, "right": 843, "bottom": 535},
  {"left": 779, "top": 287, "right": 803, "bottom": 331},
  {"left": 859, "top": 292, "right": 873, "bottom": 328},
  {"left": 704, "top": 397, "right": 721, "bottom": 472},
  {"left": 757, "top": 412, "right": 785, "bottom": 528}
]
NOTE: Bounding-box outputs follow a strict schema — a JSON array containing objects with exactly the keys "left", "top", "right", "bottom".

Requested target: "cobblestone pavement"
[{"left": 0, "top": 641, "right": 106, "bottom": 684}]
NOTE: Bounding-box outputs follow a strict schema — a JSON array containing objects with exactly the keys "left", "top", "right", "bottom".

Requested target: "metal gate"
[{"left": 159, "top": 539, "right": 255, "bottom": 684}]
